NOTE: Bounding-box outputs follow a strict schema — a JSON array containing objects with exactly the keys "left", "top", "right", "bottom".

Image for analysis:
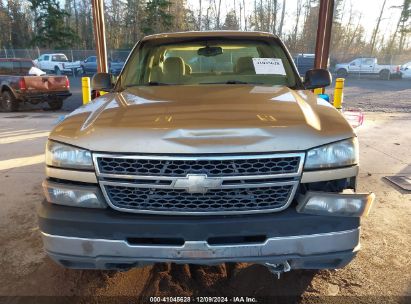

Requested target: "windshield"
[
  {"left": 120, "top": 38, "right": 299, "bottom": 88},
  {"left": 52, "top": 54, "right": 68, "bottom": 62}
]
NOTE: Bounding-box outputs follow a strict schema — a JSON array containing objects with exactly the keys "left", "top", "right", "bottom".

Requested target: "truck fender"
[
  {"left": 0, "top": 84, "right": 17, "bottom": 99},
  {"left": 336, "top": 68, "right": 348, "bottom": 77},
  {"left": 379, "top": 69, "right": 390, "bottom": 80}
]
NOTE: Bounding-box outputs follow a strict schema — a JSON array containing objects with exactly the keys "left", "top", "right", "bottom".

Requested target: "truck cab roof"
[{"left": 142, "top": 31, "right": 278, "bottom": 41}]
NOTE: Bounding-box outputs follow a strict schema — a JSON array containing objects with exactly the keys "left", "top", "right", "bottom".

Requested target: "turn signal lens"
[
  {"left": 297, "top": 191, "right": 375, "bottom": 217},
  {"left": 43, "top": 180, "right": 106, "bottom": 208},
  {"left": 19, "top": 78, "right": 27, "bottom": 90}
]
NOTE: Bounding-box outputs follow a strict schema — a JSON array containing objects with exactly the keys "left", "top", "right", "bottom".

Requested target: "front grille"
[
  {"left": 94, "top": 153, "right": 304, "bottom": 215},
  {"left": 97, "top": 156, "right": 300, "bottom": 177},
  {"left": 105, "top": 184, "right": 294, "bottom": 213}
]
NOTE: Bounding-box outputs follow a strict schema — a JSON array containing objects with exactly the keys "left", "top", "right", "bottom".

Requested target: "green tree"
[
  {"left": 222, "top": 9, "right": 239, "bottom": 30},
  {"left": 29, "top": 0, "right": 77, "bottom": 49},
  {"left": 143, "top": 0, "right": 173, "bottom": 35},
  {"left": 398, "top": 0, "right": 411, "bottom": 52}
]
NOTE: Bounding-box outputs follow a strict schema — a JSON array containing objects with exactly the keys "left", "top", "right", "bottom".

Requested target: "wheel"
[
  {"left": 379, "top": 70, "right": 390, "bottom": 80},
  {"left": 80, "top": 66, "right": 86, "bottom": 75},
  {"left": 48, "top": 99, "right": 63, "bottom": 110},
  {"left": 1, "top": 90, "right": 19, "bottom": 112},
  {"left": 54, "top": 66, "right": 62, "bottom": 75},
  {"left": 76, "top": 67, "right": 83, "bottom": 76},
  {"left": 336, "top": 68, "right": 348, "bottom": 78}
]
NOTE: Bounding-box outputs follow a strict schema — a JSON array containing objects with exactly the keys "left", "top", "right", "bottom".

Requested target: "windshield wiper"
[
  {"left": 146, "top": 81, "right": 172, "bottom": 86},
  {"left": 122, "top": 82, "right": 173, "bottom": 90},
  {"left": 200, "top": 80, "right": 264, "bottom": 85}
]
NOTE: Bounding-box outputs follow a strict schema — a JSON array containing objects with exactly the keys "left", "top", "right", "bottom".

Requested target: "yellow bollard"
[
  {"left": 333, "top": 78, "right": 344, "bottom": 110},
  {"left": 82, "top": 77, "right": 91, "bottom": 104},
  {"left": 313, "top": 88, "right": 324, "bottom": 95}
]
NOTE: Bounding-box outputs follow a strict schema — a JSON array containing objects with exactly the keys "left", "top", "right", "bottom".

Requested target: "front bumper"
[
  {"left": 38, "top": 201, "right": 361, "bottom": 270},
  {"left": 42, "top": 230, "right": 359, "bottom": 270}
]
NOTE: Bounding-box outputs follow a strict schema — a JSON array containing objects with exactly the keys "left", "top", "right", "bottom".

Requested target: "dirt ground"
[
  {"left": 335, "top": 78, "right": 411, "bottom": 113},
  {"left": 0, "top": 82, "right": 410, "bottom": 303}
]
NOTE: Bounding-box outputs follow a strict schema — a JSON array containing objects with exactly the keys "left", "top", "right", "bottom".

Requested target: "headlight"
[
  {"left": 46, "top": 140, "right": 93, "bottom": 170},
  {"left": 304, "top": 138, "right": 358, "bottom": 169}
]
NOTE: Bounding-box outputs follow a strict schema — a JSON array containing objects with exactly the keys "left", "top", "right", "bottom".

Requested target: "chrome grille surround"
[
  {"left": 97, "top": 155, "right": 301, "bottom": 177},
  {"left": 93, "top": 153, "right": 305, "bottom": 215}
]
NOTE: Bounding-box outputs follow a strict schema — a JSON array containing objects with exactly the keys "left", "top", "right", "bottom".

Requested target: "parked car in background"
[
  {"left": 293, "top": 54, "right": 315, "bottom": 76},
  {"left": 80, "top": 56, "right": 98, "bottom": 75},
  {"left": 80, "top": 56, "right": 125, "bottom": 76},
  {"left": 109, "top": 60, "right": 125, "bottom": 75},
  {"left": 400, "top": 61, "right": 411, "bottom": 78},
  {"left": 34, "top": 53, "right": 74, "bottom": 75},
  {"left": 0, "top": 58, "right": 71, "bottom": 111},
  {"left": 335, "top": 57, "right": 401, "bottom": 80}
]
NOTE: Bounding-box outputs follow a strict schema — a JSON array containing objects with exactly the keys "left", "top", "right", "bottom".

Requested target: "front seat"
[
  {"left": 234, "top": 56, "right": 256, "bottom": 74},
  {"left": 162, "top": 57, "right": 186, "bottom": 83}
]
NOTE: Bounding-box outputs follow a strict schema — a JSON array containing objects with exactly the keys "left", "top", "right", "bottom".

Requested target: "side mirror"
[
  {"left": 92, "top": 72, "right": 114, "bottom": 92},
  {"left": 304, "top": 69, "right": 332, "bottom": 90}
]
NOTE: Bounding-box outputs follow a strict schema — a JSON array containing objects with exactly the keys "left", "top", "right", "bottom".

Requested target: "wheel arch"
[{"left": 1, "top": 84, "right": 17, "bottom": 98}]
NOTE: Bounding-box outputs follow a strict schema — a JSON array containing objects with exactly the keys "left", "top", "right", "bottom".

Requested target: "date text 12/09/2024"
[{"left": 149, "top": 296, "right": 258, "bottom": 303}]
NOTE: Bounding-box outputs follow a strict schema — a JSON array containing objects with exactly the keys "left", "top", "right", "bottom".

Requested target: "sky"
[{"left": 187, "top": 0, "right": 404, "bottom": 40}]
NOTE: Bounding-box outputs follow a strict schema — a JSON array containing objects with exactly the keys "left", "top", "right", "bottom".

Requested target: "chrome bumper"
[{"left": 41, "top": 228, "right": 360, "bottom": 269}]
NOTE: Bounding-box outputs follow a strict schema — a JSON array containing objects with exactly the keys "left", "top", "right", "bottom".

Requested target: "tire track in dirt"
[{"left": 138, "top": 263, "right": 319, "bottom": 299}]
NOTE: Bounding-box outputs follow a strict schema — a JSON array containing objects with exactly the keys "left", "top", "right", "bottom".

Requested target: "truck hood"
[{"left": 50, "top": 85, "right": 354, "bottom": 153}]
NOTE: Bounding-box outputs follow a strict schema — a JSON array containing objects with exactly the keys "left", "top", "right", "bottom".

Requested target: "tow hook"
[{"left": 265, "top": 261, "right": 291, "bottom": 279}]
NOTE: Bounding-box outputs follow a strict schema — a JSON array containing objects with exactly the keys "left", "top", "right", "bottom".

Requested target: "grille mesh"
[
  {"left": 105, "top": 185, "right": 294, "bottom": 213},
  {"left": 98, "top": 156, "right": 300, "bottom": 177}
]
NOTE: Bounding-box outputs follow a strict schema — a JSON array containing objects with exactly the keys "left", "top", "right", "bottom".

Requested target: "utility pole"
[
  {"left": 314, "top": 0, "right": 334, "bottom": 70},
  {"left": 91, "top": 0, "right": 108, "bottom": 73}
]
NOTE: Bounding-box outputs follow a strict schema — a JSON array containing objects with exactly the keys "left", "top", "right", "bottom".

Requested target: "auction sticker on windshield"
[{"left": 252, "top": 58, "right": 286, "bottom": 75}]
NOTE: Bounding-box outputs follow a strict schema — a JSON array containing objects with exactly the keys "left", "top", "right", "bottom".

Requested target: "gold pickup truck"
[{"left": 38, "top": 31, "right": 374, "bottom": 276}]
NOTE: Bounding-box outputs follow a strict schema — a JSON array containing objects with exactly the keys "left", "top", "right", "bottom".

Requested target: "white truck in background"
[
  {"left": 335, "top": 57, "right": 401, "bottom": 80},
  {"left": 34, "top": 53, "right": 80, "bottom": 75}
]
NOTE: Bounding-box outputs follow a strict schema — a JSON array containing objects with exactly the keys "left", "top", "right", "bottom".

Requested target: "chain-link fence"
[
  {"left": 2, "top": 48, "right": 410, "bottom": 80},
  {"left": 0, "top": 48, "right": 131, "bottom": 62}
]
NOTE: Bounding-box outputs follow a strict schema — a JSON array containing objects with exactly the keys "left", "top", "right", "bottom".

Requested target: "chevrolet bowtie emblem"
[{"left": 173, "top": 174, "right": 223, "bottom": 193}]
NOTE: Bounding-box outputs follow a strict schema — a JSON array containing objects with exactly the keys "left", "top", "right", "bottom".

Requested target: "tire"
[
  {"left": 379, "top": 70, "right": 390, "bottom": 80},
  {"left": 48, "top": 99, "right": 63, "bottom": 110},
  {"left": 336, "top": 68, "right": 348, "bottom": 78},
  {"left": 80, "top": 66, "right": 86, "bottom": 75},
  {"left": 54, "top": 66, "right": 62, "bottom": 75},
  {"left": 1, "top": 90, "right": 19, "bottom": 112}
]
